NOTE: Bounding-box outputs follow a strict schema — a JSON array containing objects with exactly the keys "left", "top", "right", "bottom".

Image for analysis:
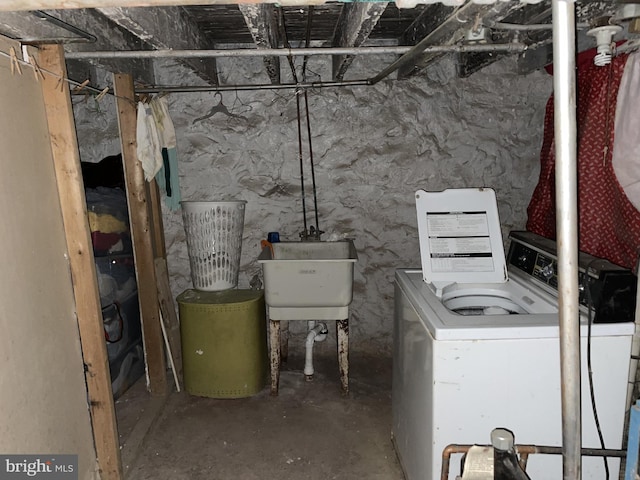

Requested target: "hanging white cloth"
[
  {"left": 136, "top": 101, "right": 163, "bottom": 181},
  {"left": 613, "top": 51, "right": 640, "bottom": 210},
  {"left": 150, "top": 96, "right": 177, "bottom": 149}
]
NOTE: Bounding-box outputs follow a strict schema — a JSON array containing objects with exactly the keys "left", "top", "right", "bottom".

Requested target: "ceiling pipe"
[
  {"left": 65, "top": 46, "right": 422, "bottom": 59},
  {"left": 64, "top": 42, "right": 527, "bottom": 60},
  {"left": 485, "top": 20, "right": 590, "bottom": 31},
  {"left": 66, "top": 42, "right": 528, "bottom": 94},
  {"left": 551, "top": 0, "right": 581, "bottom": 479}
]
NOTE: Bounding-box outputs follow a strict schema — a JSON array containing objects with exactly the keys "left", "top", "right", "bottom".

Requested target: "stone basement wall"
[{"left": 74, "top": 53, "right": 551, "bottom": 356}]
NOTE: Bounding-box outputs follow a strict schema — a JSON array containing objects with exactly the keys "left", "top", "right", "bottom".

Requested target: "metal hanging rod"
[
  {"left": 67, "top": 42, "right": 529, "bottom": 95},
  {"left": 133, "top": 79, "right": 370, "bottom": 94},
  {"left": 65, "top": 42, "right": 527, "bottom": 60}
]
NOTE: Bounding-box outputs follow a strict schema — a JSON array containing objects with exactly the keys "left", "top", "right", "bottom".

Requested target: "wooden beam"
[
  {"left": 44, "top": 9, "right": 155, "bottom": 84},
  {"left": 97, "top": 7, "right": 219, "bottom": 85},
  {"left": 155, "top": 258, "right": 183, "bottom": 390},
  {"left": 516, "top": 43, "right": 552, "bottom": 74},
  {"left": 331, "top": 2, "right": 387, "bottom": 81},
  {"left": 0, "top": 0, "right": 288, "bottom": 11},
  {"left": 148, "top": 180, "right": 167, "bottom": 258},
  {"left": 400, "top": 3, "right": 455, "bottom": 46},
  {"left": 39, "top": 44, "right": 123, "bottom": 480},
  {"left": 398, "top": 1, "right": 523, "bottom": 79},
  {"left": 147, "top": 181, "right": 180, "bottom": 390},
  {"left": 113, "top": 73, "right": 168, "bottom": 396},
  {"left": 238, "top": 4, "right": 281, "bottom": 84},
  {"left": 457, "top": 51, "right": 507, "bottom": 78},
  {"left": 0, "top": 0, "right": 622, "bottom": 12},
  {"left": 516, "top": 3, "right": 615, "bottom": 75},
  {"left": 0, "top": 11, "right": 88, "bottom": 42},
  {"left": 457, "top": 3, "right": 549, "bottom": 78},
  {"left": 1, "top": 0, "right": 336, "bottom": 10}
]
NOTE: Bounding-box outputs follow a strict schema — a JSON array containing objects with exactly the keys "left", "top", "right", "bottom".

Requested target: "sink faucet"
[{"left": 300, "top": 225, "right": 324, "bottom": 241}]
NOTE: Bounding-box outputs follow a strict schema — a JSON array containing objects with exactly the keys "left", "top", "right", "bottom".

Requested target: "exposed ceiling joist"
[
  {"left": 41, "top": 9, "right": 155, "bottom": 84},
  {"left": 458, "top": 2, "right": 551, "bottom": 77},
  {"left": 0, "top": 0, "right": 631, "bottom": 90},
  {"left": 516, "top": 1, "right": 619, "bottom": 74},
  {"left": 0, "top": 1, "right": 327, "bottom": 10},
  {"left": 457, "top": 50, "right": 508, "bottom": 77},
  {"left": 517, "top": 42, "right": 553, "bottom": 74},
  {"left": 96, "top": 6, "right": 219, "bottom": 85},
  {"left": 238, "top": 4, "right": 281, "bottom": 84},
  {"left": 0, "top": 0, "right": 396, "bottom": 11},
  {"left": 398, "top": 1, "right": 526, "bottom": 78},
  {"left": 401, "top": 3, "right": 455, "bottom": 46},
  {"left": 0, "top": 10, "right": 95, "bottom": 43},
  {"left": 331, "top": 2, "right": 388, "bottom": 81}
]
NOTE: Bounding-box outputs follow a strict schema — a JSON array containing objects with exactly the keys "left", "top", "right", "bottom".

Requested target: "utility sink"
[{"left": 258, "top": 240, "right": 358, "bottom": 319}]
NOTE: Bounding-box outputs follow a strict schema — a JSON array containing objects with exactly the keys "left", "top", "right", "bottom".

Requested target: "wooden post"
[
  {"left": 148, "top": 177, "right": 181, "bottom": 389},
  {"left": 39, "top": 44, "right": 123, "bottom": 480},
  {"left": 148, "top": 180, "right": 167, "bottom": 258},
  {"left": 113, "top": 73, "right": 168, "bottom": 396}
]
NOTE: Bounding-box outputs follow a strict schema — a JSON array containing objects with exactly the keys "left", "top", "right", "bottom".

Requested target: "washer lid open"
[{"left": 416, "top": 188, "right": 508, "bottom": 287}]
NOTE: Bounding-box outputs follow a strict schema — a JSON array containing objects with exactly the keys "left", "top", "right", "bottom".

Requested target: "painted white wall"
[
  {"left": 74, "top": 53, "right": 551, "bottom": 355},
  {"left": 0, "top": 36, "right": 98, "bottom": 479}
]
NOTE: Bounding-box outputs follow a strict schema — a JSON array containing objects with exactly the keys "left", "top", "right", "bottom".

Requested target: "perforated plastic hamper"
[
  {"left": 177, "top": 289, "right": 267, "bottom": 398},
  {"left": 181, "top": 201, "right": 246, "bottom": 291}
]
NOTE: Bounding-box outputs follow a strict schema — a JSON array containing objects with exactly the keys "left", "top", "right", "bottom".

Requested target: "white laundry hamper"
[{"left": 181, "top": 201, "right": 246, "bottom": 291}]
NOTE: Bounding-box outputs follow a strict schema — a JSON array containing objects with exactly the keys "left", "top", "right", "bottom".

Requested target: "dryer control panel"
[{"left": 508, "top": 231, "right": 637, "bottom": 324}]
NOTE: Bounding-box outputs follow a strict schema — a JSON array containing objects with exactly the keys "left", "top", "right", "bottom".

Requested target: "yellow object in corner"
[{"left": 88, "top": 211, "right": 128, "bottom": 233}]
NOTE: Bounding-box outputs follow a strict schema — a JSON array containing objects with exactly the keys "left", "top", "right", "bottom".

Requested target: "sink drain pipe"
[{"left": 304, "top": 321, "right": 328, "bottom": 379}]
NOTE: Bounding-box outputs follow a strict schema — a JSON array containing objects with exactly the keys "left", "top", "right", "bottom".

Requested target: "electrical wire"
[
  {"left": 302, "top": 6, "right": 320, "bottom": 237},
  {"left": 583, "top": 61, "right": 618, "bottom": 470},
  {"left": 278, "top": 8, "right": 308, "bottom": 237},
  {"left": 294, "top": 87, "right": 308, "bottom": 236},
  {"left": 303, "top": 90, "right": 319, "bottom": 235},
  {"left": 584, "top": 264, "right": 610, "bottom": 480},
  {"left": 302, "top": 5, "right": 314, "bottom": 82}
]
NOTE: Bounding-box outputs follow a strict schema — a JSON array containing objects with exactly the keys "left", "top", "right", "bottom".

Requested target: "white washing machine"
[{"left": 392, "top": 188, "right": 635, "bottom": 480}]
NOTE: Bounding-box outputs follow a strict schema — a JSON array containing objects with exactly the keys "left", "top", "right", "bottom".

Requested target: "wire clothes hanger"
[{"left": 192, "top": 91, "right": 247, "bottom": 123}]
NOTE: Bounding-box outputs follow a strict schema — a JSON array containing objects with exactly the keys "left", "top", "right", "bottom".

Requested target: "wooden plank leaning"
[
  {"left": 39, "top": 44, "right": 123, "bottom": 480},
  {"left": 113, "top": 73, "right": 168, "bottom": 396}
]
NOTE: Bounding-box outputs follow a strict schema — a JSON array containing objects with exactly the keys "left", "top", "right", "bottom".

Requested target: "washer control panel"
[
  {"left": 509, "top": 241, "right": 559, "bottom": 288},
  {"left": 508, "top": 231, "right": 637, "bottom": 323}
]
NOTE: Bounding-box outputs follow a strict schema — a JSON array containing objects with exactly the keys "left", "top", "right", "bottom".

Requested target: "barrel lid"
[{"left": 177, "top": 289, "right": 263, "bottom": 305}]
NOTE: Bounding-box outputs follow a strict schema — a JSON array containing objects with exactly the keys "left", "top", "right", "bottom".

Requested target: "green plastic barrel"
[{"left": 177, "top": 289, "right": 268, "bottom": 398}]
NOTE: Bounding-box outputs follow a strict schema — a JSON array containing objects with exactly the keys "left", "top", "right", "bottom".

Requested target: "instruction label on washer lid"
[{"left": 427, "top": 212, "right": 494, "bottom": 273}]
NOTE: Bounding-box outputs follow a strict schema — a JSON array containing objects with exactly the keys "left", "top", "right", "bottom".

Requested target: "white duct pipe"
[
  {"left": 552, "top": 0, "right": 581, "bottom": 479},
  {"left": 304, "top": 321, "right": 327, "bottom": 378}
]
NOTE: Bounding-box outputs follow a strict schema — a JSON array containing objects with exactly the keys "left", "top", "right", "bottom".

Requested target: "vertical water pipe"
[
  {"left": 552, "top": 1, "right": 581, "bottom": 479},
  {"left": 304, "top": 321, "right": 328, "bottom": 379}
]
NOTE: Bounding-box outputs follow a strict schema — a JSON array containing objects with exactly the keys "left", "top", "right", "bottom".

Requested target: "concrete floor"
[{"left": 115, "top": 353, "right": 405, "bottom": 480}]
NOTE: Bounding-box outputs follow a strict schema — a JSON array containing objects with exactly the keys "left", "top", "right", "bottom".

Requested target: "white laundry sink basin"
[{"left": 258, "top": 240, "right": 358, "bottom": 311}]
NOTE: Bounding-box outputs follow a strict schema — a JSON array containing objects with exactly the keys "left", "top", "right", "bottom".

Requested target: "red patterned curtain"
[{"left": 526, "top": 53, "right": 640, "bottom": 271}]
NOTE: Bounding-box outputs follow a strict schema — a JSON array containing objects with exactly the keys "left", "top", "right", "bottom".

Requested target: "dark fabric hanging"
[{"left": 526, "top": 52, "right": 640, "bottom": 271}]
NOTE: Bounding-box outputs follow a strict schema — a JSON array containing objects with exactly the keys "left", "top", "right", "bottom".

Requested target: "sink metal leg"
[
  {"left": 269, "top": 319, "right": 281, "bottom": 396},
  {"left": 337, "top": 319, "right": 349, "bottom": 395},
  {"left": 280, "top": 320, "right": 289, "bottom": 363}
]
